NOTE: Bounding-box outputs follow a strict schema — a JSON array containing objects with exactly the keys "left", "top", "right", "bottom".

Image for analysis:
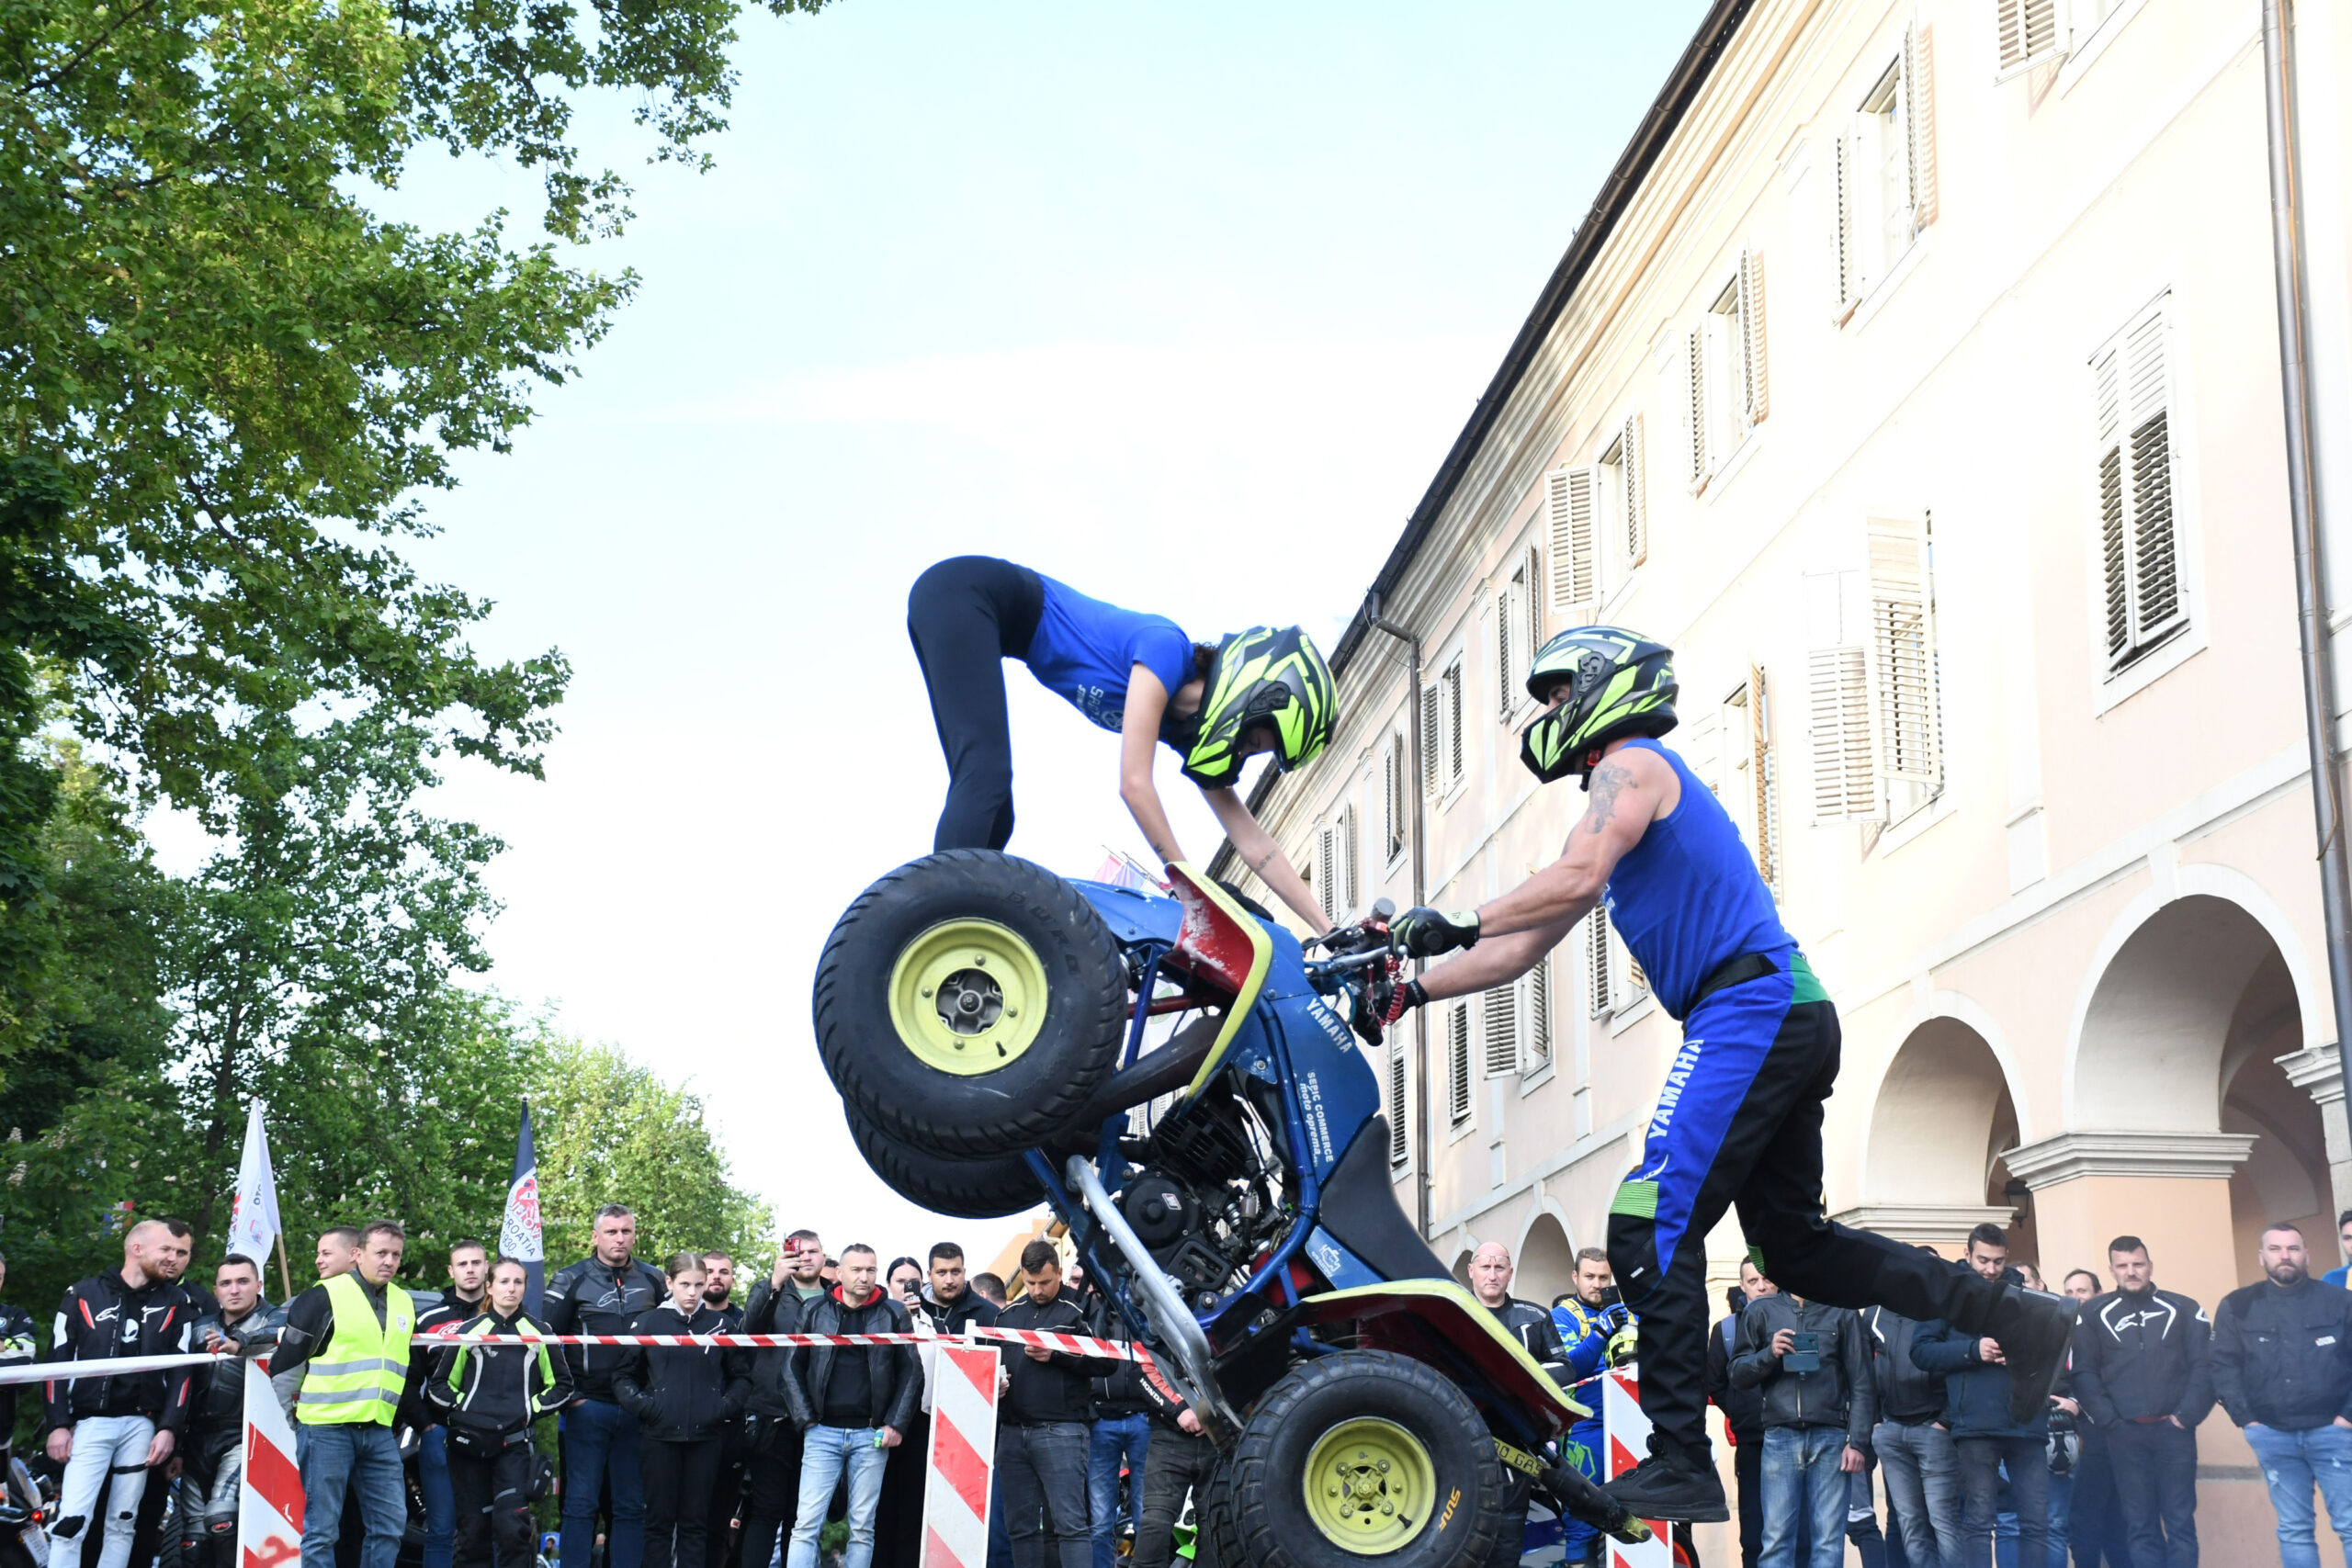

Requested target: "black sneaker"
[
  {"left": 1601, "top": 1451, "right": 1729, "bottom": 1524},
  {"left": 1992, "top": 1286, "right": 2075, "bottom": 1427}
]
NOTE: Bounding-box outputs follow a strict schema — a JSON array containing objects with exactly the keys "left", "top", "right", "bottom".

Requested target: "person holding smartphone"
[{"left": 1728, "top": 1279, "right": 1873, "bottom": 1568}]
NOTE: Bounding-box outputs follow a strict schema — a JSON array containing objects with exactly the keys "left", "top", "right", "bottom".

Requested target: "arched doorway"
[
  {"left": 1517, "top": 1211, "right": 1579, "bottom": 1306},
  {"left": 1860, "top": 1014, "right": 2024, "bottom": 1258},
  {"left": 2221, "top": 951, "right": 2327, "bottom": 1284}
]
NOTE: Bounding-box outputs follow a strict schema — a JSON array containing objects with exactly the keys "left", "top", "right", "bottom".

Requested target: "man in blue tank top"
[{"left": 1373, "top": 626, "right": 2074, "bottom": 1523}]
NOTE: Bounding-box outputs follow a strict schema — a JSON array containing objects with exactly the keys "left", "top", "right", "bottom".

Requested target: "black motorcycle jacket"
[
  {"left": 45, "top": 1269, "right": 197, "bottom": 1430},
  {"left": 187, "top": 1301, "right": 286, "bottom": 1449},
  {"left": 1865, "top": 1306, "right": 1948, "bottom": 1426},
  {"left": 2071, "top": 1286, "right": 2214, "bottom": 1427},
  {"left": 425, "top": 1307, "right": 576, "bottom": 1438},
  {"left": 541, "top": 1255, "right": 669, "bottom": 1400},
  {"left": 1730, "top": 1294, "right": 1874, "bottom": 1448},
  {"left": 740, "top": 1280, "right": 801, "bottom": 1424},
  {"left": 995, "top": 1292, "right": 1117, "bottom": 1427},
  {"left": 783, "top": 1288, "right": 918, "bottom": 1435},
  {"left": 1485, "top": 1296, "right": 1567, "bottom": 1379},
  {"left": 2211, "top": 1276, "right": 2352, "bottom": 1431},
  {"left": 611, "top": 1303, "right": 750, "bottom": 1443},
  {"left": 922, "top": 1286, "right": 999, "bottom": 1338}
]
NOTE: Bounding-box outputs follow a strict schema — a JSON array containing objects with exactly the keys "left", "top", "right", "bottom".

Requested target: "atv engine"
[{"left": 1123, "top": 1083, "right": 1293, "bottom": 1312}]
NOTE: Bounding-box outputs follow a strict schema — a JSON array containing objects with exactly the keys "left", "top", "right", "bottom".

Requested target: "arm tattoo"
[
  {"left": 1580, "top": 761, "right": 1632, "bottom": 834},
  {"left": 1250, "top": 846, "right": 1279, "bottom": 874}
]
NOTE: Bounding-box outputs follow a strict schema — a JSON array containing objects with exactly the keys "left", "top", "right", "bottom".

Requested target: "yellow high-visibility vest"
[{"left": 297, "top": 1272, "right": 415, "bottom": 1426}]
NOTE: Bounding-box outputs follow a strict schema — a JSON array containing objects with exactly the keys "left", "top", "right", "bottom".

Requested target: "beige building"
[{"left": 1212, "top": 0, "right": 2352, "bottom": 1549}]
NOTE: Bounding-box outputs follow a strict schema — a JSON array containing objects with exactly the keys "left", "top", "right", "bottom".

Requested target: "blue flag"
[{"left": 500, "top": 1101, "right": 546, "bottom": 1316}]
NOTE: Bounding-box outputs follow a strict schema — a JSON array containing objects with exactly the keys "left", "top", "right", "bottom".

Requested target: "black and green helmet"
[
  {"left": 1519, "top": 626, "right": 1678, "bottom": 785},
  {"left": 1178, "top": 626, "right": 1338, "bottom": 787}
]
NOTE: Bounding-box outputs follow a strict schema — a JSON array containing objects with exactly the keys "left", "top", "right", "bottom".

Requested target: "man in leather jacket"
[
  {"left": 2211, "top": 1222, "right": 2352, "bottom": 1566},
  {"left": 544, "top": 1204, "right": 671, "bottom": 1568},
  {"left": 780, "top": 1247, "right": 918, "bottom": 1568},
  {"left": 1468, "top": 1242, "right": 1566, "bottom": 1568},
  {"left": 2070, "top": 1236, "right": 2212, "bottom": 1568},
  {"left": 178, "top": 1256, "right": 285, "bottom": 1568},
  {"left": 1730, "top": 1286, "right": 1873, "bottom": 1568}
]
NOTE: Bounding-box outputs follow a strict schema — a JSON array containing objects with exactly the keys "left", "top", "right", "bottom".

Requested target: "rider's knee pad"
[
  {"left": 52, "top": 1515, "right": 86, "bottom": 1540},
  {"left": 1606, "top": 1194, "right": 1661, "bottom": 1303}
]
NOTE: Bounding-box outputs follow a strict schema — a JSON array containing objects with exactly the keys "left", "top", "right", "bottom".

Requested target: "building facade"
[{"left": 1213, "top": 0, "right": 2352, "bottom": 1545}]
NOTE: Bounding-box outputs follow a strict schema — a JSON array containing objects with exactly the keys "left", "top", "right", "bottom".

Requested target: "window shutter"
[
  {"left": 1497, "top": 578, "right": 1517, "bottom": 717},
  {"left": 1686, "top": 330, "right": 1707, "bottom": 482},
  {"left": 1833, "top": 132, "right": 1856, "bottom": 316},
  {"left": 2096, "top": 346, "right": 2132, "bottom": 661},
  {"left": 1906, "top": 26, "right": 1938, "bottom": 228},
  {"left": 1447, "top": 1004, "right": 1473, "bottom": 1126},
  {"left": 1340, "top": 804, "right": 1359, "bottom": 916},
  {"left": 1869, "top": 517, "right": 1941, "bottom": 786},
  {"left": 2096, "top": 301, "right": 2185, "bottom": 670},
  {"left": 1739, "top": 250, "right": 1769, "bottom": 424},
  {"left": 1808, "top": 646, "right": 1877, "bottom": 821},
  {"left": 1387, "top": 1044, "right": 1410, "bottom": 1165},
  {"left": 1443, "top": 661, "right": 1465, "bottom": 789},
  {"left": 1483, "top": 985, "right": 1519, "bottom": 1078},
  {"left": 1623, "top": 414, "right": 1647, "bottom": 566},
  {"left": 1587, "top": 907, "right": 1614, "bottom": 1018},
  {"left": 1523, "top": 546, "right": 1544, "bottom": 666},
  {"left": 1547, "top": 468, "right": 1598, "bottom": 612},
  {"left": 1382, "top": 738, "right": 1403, "bottom": 863},
  {"left": 1996, "top": 0, "right": 2064, "bottom": 81},
  {"left": 1750, "top": 662, "right": 1781, "bottom": 895},
  {"left": 1315, "top": 824, "right": 1337, "bottom": 922},
  {"left": 1524, "top": 957, "right": 1553, "bottom": 1070},
  {"left": 1421, "top": 682, "right": 1443, "bottom": 797},
  {"left": 1625, "top": 948, "right": 1648, "bottom": 1000}
]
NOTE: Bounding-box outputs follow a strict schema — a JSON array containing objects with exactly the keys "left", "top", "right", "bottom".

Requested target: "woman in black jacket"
[{"left": 613, "top": 1253, "right": 752, "bottom": 1568}]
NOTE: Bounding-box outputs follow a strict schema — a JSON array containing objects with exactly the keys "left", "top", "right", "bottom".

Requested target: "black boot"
[
  {"left": 1601, "top": 1438, "right": 1728, "bottom": 1524},
  {"left": 1990, "top": 1284, "right": 2074, "bottom": 1426}
]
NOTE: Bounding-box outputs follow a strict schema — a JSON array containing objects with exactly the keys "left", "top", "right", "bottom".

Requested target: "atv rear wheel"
[
  {"left": 813, "top": 851, "right": 1127, "bottom": 1156},
  {"left": 1226, "top": 1350, "right": 1507, "bottom": 1568},
  {"left": 844, "top": 1111, "right": 1043, "bottom": 1220}
]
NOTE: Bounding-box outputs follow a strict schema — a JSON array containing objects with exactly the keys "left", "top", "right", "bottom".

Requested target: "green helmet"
[
  {"left": 1178, "top": 626, "right": 1338, "bottom": 787},
  {"left": 1519, "top": 626, "right": 1678, "bottom": 784}
]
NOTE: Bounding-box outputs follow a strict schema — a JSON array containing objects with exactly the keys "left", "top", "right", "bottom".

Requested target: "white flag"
[{"left": 226, "top": 1100, "right": 281, "bottom": 1271}]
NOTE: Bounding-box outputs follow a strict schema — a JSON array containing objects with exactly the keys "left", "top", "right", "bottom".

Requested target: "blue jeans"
[
  {"left": 1760, "top": 1427, "right": 1848, "bottom": 1568},
  {"left": 561, "top": 1398, "right": 647, "bottom": 1568},
  {"left": 2245, "top": 1422, "right": 2352, "bottom": 1568},
  {"left": 418, "top": 1426, "right": 457, "bottom": 1568},
  {"left": 1000, "top": 1422, "right": 1091, "bottom": 1568},
  {"left": 1875, "top": 1421, "right": 1962, "bottom": 1568},
  {"left": 298, "top": 1424, "right": 407, "bottom": 1568},
  {"left": 787, "top": 1427, "right": 888, "bottom": 1568},
  {"left": 1086, "top": 1415, "right": 1150, "bottom": 1568}
]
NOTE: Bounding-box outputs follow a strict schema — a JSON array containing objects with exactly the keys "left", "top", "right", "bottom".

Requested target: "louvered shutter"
[
  {"left": 1422, "top": 682, "right": 1443, "bottom": 796},
  {"left": 1906, "top": 25, "right": 1938, "bottom": 227},
  {"left": 1524, "top": 957, "right": 1553, "bottom": 1069},
  {"left": 1625, "top": 949, "right": 1648, "bottom": 1000},
  {"left": 1381, "top": 739, "right": 1402, "bottom": 863},
  {"left": 1443, "top": 662, "right": 1465, "bottom": 789},
  {"left": 1522, "top": 546, "right": 1543, "bottom": 667},
  {"left": 1809, "top": 646, "right": 1877, "bottom": 821},
  {"left": 1833, "top": 132, "right": 1856, "bottom": 316},
  {"left": 1587, "top": 907, "right": 1614, "bottom": 1018},
  {"left": 1340, "top": 804, "right": 1359, "bottom": 916},
  {"left": 1547, "top": 468, "right": 1598, "bottom": 612},
  {"left": 1750, "top": 662, "right": 1781, "bottom": 895},
  {"left": 1483, "top": 985, "right": 1519, "bottom": 1078},
  {"left": 2097, "top": 347, "right": 2131, "bottom": 660},
  {"left": 1869, "top": 518, "right": 1940, "bottom": 785},
  {"left": 1739, "top": 250, "right": 1769, "bottom": 423},
  {"left": 1996, "top": 0, "right": 2064, "bottom": 81},
  {"left": 1315, "top": 825, "right": 1338, "bottom": 922},
  {"left": 1687, "top": 330, "right": 1707, "bottom": 481},
  {"left": 1623, "top": 414, "right": 1647, "bottom": 566},
  {"left": 1497, "top": 577, "right": 1518, "bottom": 716},
  {"left": 1387, "top": 1045, "right": 1409, "bottom": 1165},
  {"left": 1447, "top": 1005, "right": 1473, "bottom": 1126},
  {"left": 2096, "top": 302, "right": 2184, "bottom": 669}
]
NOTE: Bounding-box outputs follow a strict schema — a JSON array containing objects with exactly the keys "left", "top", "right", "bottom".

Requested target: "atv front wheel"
[
  {"left": 844, "top": 1111, "right": 1043, "bottom": 1220},
  {"left": 813, "top": 851, "right": 1127, "bottom": 1156},
  {"left": 1226, "top": 1350, "right": 1507, "bottom": 1568}
]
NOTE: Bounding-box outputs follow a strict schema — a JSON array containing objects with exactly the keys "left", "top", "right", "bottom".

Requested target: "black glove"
[
  {"left": 1350, "top": 972, "right": 1428, "bottom": 1046},
  {"left": 1390, "top": 906, "right": 1480, "bottom": 958}
]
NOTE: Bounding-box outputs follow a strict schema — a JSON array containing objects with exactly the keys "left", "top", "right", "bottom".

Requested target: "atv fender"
[{"left": 1286, "top": 1280, "right": 1591, "bottom": 1436}]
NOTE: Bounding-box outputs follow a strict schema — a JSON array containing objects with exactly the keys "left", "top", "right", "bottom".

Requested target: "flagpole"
[{"left": 274, "top": 1231, "right": 294, "bottom": 1301}]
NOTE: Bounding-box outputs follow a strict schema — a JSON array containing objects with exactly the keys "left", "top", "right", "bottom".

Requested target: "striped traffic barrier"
[
  {"left": 1601, "top": 1367, "right": 1668, "bottom": 1568},
  {"left": 920, "top": 1342, "right": 1001, "bottom": 1568}
]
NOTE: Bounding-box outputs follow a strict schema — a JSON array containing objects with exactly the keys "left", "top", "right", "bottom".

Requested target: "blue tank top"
[
  {"left": 1023, "top": 577, "right": 1195, "bottom": 734},
  {"left": 1603, "top": 738, "right": 1795, "bottom": 1020}
]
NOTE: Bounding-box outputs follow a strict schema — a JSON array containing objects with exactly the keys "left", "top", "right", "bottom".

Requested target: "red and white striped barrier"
[
  {"left": 920, "top": 1343, "right": 1000, "bottom": 1568},
  {"left": 1601, "top": 1367, "right": 1667, "bottom": 1568},
  {"left": 435, "top": 1328, "right": 1145, "bottom": 1360},
  {"left": 239, "top": 1351, "right": 305, "bottom": 1568},
  {"left": 0, "top": 1348, "right": 229, "bottom": 1387}
]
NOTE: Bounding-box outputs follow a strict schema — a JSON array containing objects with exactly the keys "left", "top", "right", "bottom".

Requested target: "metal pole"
[
  {"left": 1366, "top": 592, "right": 1433, "bottom": 1239},
  {"left": 2261, "top": 0, "right": 2352, "bottom": 1108}
]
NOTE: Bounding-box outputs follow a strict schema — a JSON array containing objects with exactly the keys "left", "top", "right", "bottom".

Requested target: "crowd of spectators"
[{"left": 1704, "top": 1214, "right": 2352, "bottom": 1568}]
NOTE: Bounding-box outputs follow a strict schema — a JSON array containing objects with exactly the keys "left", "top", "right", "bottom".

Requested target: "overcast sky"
[{"left": 367, "top": 0, "right": 1716, "bottom": 1262}]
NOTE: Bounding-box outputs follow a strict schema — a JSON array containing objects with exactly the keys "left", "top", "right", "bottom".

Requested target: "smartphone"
[{"left": 1785, "top": 1329, "right": 1822, "bottom": 1373}]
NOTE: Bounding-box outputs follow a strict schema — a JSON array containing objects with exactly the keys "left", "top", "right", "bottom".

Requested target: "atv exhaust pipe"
[{"left": 1065, "top": 1155, "right": 1242, "bottom": 1440}]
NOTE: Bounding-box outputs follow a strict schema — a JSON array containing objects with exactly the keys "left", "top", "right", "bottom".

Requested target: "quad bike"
[{"left": 814, "top": 850, "right": 1651, "bottom": 1568}]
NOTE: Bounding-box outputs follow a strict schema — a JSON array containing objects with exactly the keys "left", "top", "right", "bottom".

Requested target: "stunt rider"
[
  {"left": 1378, "top": 627, "right": 2073, "bottom": 1521},
  {"left": 906, "top": 557, "right": 1338, "bottom": 930}
]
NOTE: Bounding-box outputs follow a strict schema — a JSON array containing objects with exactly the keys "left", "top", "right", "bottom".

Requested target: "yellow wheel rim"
[
  {"left": 1300, "top": 1417, "right": 1438, "bottom": 1554},
  {"left": 885, "top": 919, "right": 1049, "bottom": 1077}
]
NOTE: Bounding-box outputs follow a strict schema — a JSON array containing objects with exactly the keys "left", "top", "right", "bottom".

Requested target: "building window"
[
  {"left": 1315, "top": 806, "right": 1359, "bottom": 923},
  {"left": 1721, "top": 671, "right": 1782, "bottom": 897},
  {"left": 1835, "top": 30, "right": 1936, "bottom": 319},
  {"left": 1870, "top": 516, "right": 1943, "bottom": 818},
  {"left": 1423, "top": 654, "right": 1465, "bottom": 800},
  {"left": 1386, "top": 1041, "right": 1410, "bottom": 1167},
  {"left": 1482, "top": 982, "right": 1519, "bottom": 1080},
  {"left": 1547, "top": 466, "right": 1598, "bottom": 615},
  {"left": 1602, "top": 414, "right": 1647, "bottom": 571},
  {"left": 1497, "top": 546, "right": 1541, "bottom": 719},
  {"left": 1690, "top": 252, "right": 1767, "bottom": 485},
  {"left": 1446, "top": 1002, "right": 1473, "bottom": 1129},
  {"left": 1523, "top": 955, "right": 1554, "bottom": 1072},
  {"left": 1995, "top": 0, "right": 2065, "bottom": 80},
  {"left": 1586, "top": 906, "right": 1614, "bottom": 1019},
  {"left": 2094, "top": 296, "right": 2185, "bottom": 674},
  {"left": 1380, "top": 731, "right": 1408, "bottom": 869}
]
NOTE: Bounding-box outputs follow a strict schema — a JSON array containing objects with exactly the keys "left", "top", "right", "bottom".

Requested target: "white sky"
[{"left": 359, "top": 0, "right": 1715, "bottom": 1264}]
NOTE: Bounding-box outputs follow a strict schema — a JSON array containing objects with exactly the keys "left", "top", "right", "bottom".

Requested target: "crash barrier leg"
[
  {"left": 921, "top": 1343, "right": 1000, "bottom": 1568},
  {"left": 1602, "top": 1368, "right": 1668, "bottom": 1568}
]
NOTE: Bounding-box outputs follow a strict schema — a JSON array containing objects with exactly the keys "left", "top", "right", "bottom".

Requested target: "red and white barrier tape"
[
  {"left": 0, "top": 1349, "right": 230, "bottom": 1388},
  {"left": 435, "top": 1328, "right": 1146, "bottom": 1361}
]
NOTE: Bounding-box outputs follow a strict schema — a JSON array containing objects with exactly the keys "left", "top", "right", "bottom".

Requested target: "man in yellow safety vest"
[{"left": 270, "top": 1218, "right": 416, "bottom": 1568}]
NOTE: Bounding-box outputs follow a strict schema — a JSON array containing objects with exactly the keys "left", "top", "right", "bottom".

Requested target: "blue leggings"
[{"left": 1606, "top": 962, "right": 2001, "bottom": 1461}]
